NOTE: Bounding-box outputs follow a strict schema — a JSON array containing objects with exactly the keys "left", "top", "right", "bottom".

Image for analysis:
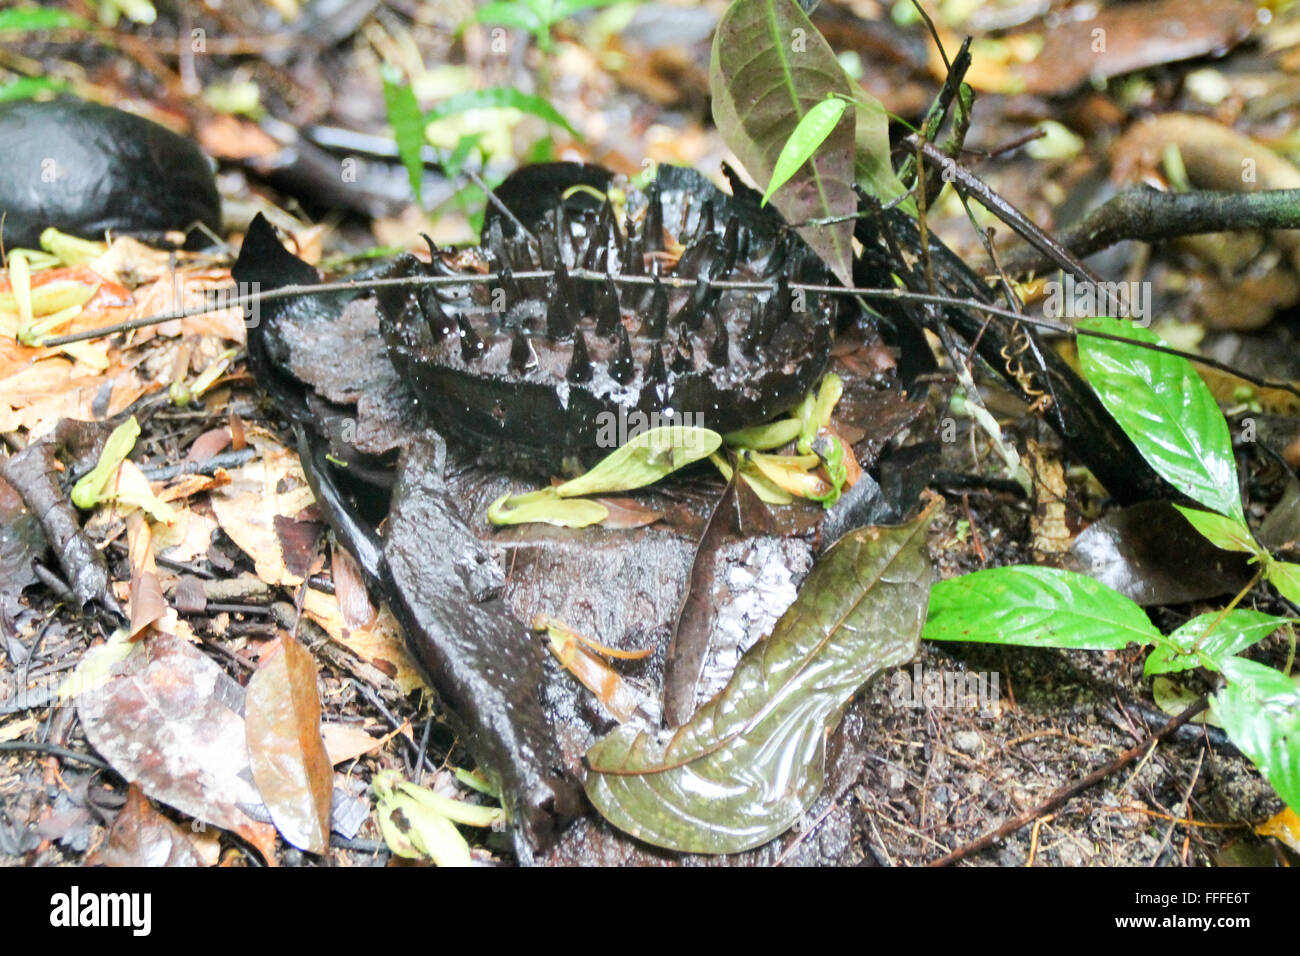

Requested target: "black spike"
[
  {"left": 375, "top": 284, "right": 414, "bottom": 329},
  {"left": 643, "top": 180, "right": 664, "bottom": 252},
  {"left": 671, "top": 293, "right": 700, "bottom": 332},
  {"left": 594, "top": 274, "right": 621, "bottom": 336},
  {"left": 457, "top": 314, "right": 484, "bottom": 362},
  {"left": 509, "top": 327, "right": 531, "bottom": 371},
  {"left": 646, "top": 344, "right": 668, "bottom": 385},
  {"left": 743, "top": 298, "right": 764, "bottom": 355},
  {"left": 708, "top": 315, "right": 729, "bottom": 366},
  {"left": 671, "top": 327, "right": 694, "bottom": 374},
  {"left": 553, "top": 203, "right": 571, "bottom": 266},
  {"left": 566, "top": 328, "right": 593, "bottom": 382},
  {"left": 622, "top": 233, "right": 643, "bottom": 276},
  {"left": 482, "top": 221, "right": 505, "bottom": 264},
  {"left": 416, "top": 285, "right": 455, "bottom": 340},
  {"left": 546, "top": 262, "right": 574, "bottom": 339},
  {"left": 765, "top": 230, "right": 791, "bottom": 277},
  {"left": 584, "top": 200, "right": 614, "bottom": 269},
  {"left": 677, "top": 233, "right": 716, "bottom": 281},
  {"left": 695, "top": 200, "right": 715, "bottom": 241},
  {"left": 644, "top": 276, "right": 669, "bottom": 338},
  {"left": 537, "top": 220, "right": 558, "bottom": 270},
  {"left": 499, "top": 262, "right": 521, "bottom": 310},
  {"left": 609, "top": 323, "right": 635, "bottom": 384},
  {"left": 765, "top": 273, "right": 792, "bottom": 327},
  {"left": 721, "top": 216, "right": 740, "bottom": 276},
  {"left": 599, "top": 196, "right": 619, "bottom": 246}
]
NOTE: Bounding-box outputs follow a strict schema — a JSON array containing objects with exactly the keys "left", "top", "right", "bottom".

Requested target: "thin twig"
[
  {"left": 0, "top": 740, "right": 115, "bottom": 773},
  {"left": 32, "top": 267, "right": 1300, "bottom": 401},
  {"left": 927, "top": 696, "right": 1209, "bottom": 867},
  {"left": 1149, "top": 746, "right": 1205, "bottom": 866}
]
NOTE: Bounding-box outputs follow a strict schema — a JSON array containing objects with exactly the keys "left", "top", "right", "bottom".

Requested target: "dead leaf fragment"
[{"left": 89, "top": 783, "right": 204, "bottom": 867}]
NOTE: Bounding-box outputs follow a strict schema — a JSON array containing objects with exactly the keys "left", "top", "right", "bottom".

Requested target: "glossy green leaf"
[
  {"left": 585, "top": 499, "right": 938, "bottom": 853},
  {"left": 1213, "top": 658, "right": 1300, "bottom": 813},
  {"left": 1174, "top": 505, "right": 1260, "bottom": 556},
  {"left": 71, "top": 416, "right": 140, "bottom": 510},
  {"left": 762, "top": 95, "right": 848, "bottom": 206},
  {"left": 709, "top": 0, "right": 857, "bottom": 285},
  {"left": 1144, "top": 609, "right": 1286, "bottom": 676},
  {"left": 426, "top": 88, "right": 578, "bottom": 139},
  {"left": 1078, "top": 317, "right": 1244, "bottom": 523},
  {"left": 554, "top": 426, "right": 721, "bottom": 498},
  {"left": 1267, "top": 560, "right": 1300, "bottom": 607},
  {"left": 923, "top": 565, "right": 1160, "bottom": 650},
  {"left": 487, "top": 488, "right": 609, "bottom": 528},
  {"left": 380, "top": 67, "right": 426, "bottom": 207}
]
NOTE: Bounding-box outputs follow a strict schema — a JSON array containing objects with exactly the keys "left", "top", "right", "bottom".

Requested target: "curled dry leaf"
[
  {"left": 126, "top": 513, "right": 166, "bottom": 640},
  {"left": 301, "top": 588, "right": 427, "bottom": 694}
]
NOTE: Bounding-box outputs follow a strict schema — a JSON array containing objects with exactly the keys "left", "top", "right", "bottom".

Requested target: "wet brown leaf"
[{"left": 245, "top": 634, "right": 333, "bottom": 855}]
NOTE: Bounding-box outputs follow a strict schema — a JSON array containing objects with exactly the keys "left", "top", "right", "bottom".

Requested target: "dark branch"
[{"left": 998, "top": 185, "right": 1300, "bottom": 277}]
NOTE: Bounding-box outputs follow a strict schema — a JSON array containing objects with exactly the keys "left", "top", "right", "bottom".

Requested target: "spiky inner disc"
[{"left": 377, "top": 172, "right": 835, "bottom": 475}]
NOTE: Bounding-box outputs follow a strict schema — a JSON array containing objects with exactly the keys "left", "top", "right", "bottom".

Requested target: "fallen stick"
[{"left": 927, "top": 695, "right": 1209, "bottom": 867}]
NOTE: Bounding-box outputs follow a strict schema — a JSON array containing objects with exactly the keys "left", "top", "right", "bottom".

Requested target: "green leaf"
[
  {"left": 1144, "top": 610, "right": 1286, "bottom": 676},
  {"left": 1213, "top": 658, "right": 1300, "bottom": 813},
  {"left": 1174, "top": 505, "right": 1261, "bottom": 556},
  {"left": 923, "top": 565, "right": 1160, "bottom": 650},
  {"left": 372, "top": 771, "right": 474, "bottom": 866},
  {"left": 1267, "top": 560, "right": 1300, "bottom": 607},
  {"left": 854, "top": 90, "right": 914, "bottom": 214},
  {"left": 487, "top": 488, "right": 609, "bottom": 528},
  {"left": 426, "top": 88, "right": 578, "bottom": 139},
  {"left": 797, "top": 371, "right": 842, "bottom": 453},
  {"left": 380, "top": 66, "right": 426, "bottom": 207},
  {"left": 0, "top": 76, "right": 68, "bottom": 102},
  {"left": 0, "top": 6, "right": 91, "bottom": 30},
  {"left": 553, "top": 0, "right": 627, "bottom": 19},
  {"left": 585, "top": 500, "right": 938, "bottom": 853},
  {"left": 473, "top": 1, "right": 545, "bottom": 35},
  {"left": 553, "top": 426, "right": 721, "bottom": 498},
  {"left": 71, "top": 416, "right": 140, "bottom": 510},
  {"left": 1078, "top": 317, "right": 1243, "bottom": 523},
  {"left": 709, "top": 0, "right": 857, "bottom": 285},
  {"left": 723, "top": 417, "right": 802, "bottom": 451},
  {"left": 762, "top": 95, "right": 848, "bottom": 206}
]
